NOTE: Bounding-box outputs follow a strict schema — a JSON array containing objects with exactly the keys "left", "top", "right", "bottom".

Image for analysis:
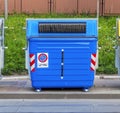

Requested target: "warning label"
[{"left": 37, "top": 53, "right": 48, "bottom": 68}]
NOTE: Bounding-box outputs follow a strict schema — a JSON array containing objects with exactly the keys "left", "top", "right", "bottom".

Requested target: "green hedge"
[
  {"left": 1, "top": 14, "right": 118, "bottom": 75},
  {"left": 97, "top": 17, "right": 117, "bottom": 74}
]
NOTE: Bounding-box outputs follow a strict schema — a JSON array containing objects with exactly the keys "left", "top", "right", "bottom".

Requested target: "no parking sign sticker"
[{"left": 37, "top": 53, "right": 48, "bottom": 68}]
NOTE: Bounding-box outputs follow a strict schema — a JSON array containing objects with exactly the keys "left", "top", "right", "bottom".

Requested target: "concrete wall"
[{"left": 0, "top": 0, "right": 120, "bottom": 15}]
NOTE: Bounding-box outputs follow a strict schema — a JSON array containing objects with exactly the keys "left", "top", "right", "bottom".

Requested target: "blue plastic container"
[{"left": 26, "top": 19, "right": 98, "bottom": 91}]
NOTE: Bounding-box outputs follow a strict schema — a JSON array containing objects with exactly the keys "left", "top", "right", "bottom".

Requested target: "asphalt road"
[{"left": 0, "top": 99, "right": 120, "bottom": 113}]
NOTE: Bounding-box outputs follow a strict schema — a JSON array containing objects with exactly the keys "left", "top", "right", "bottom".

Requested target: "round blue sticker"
[{"left": 38, "top": 53, "right": 48, "bottom": 63}]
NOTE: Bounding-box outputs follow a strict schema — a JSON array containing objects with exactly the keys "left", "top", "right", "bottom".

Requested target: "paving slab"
[{"left": 0, "top": 75, "right": 120, "bottom": 99}]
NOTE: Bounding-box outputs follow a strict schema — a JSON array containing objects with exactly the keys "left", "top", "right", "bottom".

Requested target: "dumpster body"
[
  {"left": 0, "top": 18, "right": 4, "bottom": 78},
  {"left": 26, "top": 19, "right": 98, "bottom": 91}
]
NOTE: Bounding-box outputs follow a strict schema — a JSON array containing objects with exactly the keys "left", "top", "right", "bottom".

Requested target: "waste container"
[
  {"left": 0, "top": 18, "right": 5, "bottom": 78},
  {"left": 26, "top": 19, "right": 98, "bottom": 91},
  {"left": 115, "top": 19, "right": 120, "bottom": 75}
]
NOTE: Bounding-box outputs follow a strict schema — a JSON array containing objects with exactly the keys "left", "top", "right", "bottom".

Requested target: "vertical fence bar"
[
  {"left": 97, "top": 0, "right": 99, "bottom": 21},
  {"left": 4, "top": 0, "right": 8, "bottom": 19},
  {"left": 50, "top": 0, "right": 52, "bottom": 13},
  {"left": 95, "top": 0, "right": 99, "bottom": 71},
  {"left": 21, "top": 0, "right": 22, "bottom": 13},
  {"left": 77, "top": 0, "right": 79, "bottom": 14}
]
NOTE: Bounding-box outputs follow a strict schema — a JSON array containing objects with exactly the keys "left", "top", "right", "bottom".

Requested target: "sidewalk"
[{"left": 0, "top": 75, "right": 120, "bottom": 99}]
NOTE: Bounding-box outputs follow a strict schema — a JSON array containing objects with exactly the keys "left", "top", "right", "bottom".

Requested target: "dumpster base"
[{"left": 31, "top": 80, "right": 94, "bottom": 91}]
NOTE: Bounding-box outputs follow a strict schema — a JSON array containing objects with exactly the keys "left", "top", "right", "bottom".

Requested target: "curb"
[
  {"left": 2, "top": 75, "right": 120, "bottom": 80},
  {"left": 0, "top": 93, "right": 120, "bottom": 99},
  {"left": 2, "top": 76, "right": 29, "bottom": 80}
]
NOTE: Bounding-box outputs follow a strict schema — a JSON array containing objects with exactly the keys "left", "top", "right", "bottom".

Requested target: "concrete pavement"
[
  {"left": 0, "top": 75, "right": 120, "bottom": 99},
  {"left": 1, "top": 99, "right": 120, "bottom": 113}
]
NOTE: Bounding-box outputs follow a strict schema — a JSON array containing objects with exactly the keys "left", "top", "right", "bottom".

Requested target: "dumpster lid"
[{"left": 26, "top": 18, "right": 98, "bottom": 39}]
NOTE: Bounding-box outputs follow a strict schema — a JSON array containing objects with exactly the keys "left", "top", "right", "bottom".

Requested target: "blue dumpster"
[{"left": 26, "top": 19, "right": 98, "bottom": 91}]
